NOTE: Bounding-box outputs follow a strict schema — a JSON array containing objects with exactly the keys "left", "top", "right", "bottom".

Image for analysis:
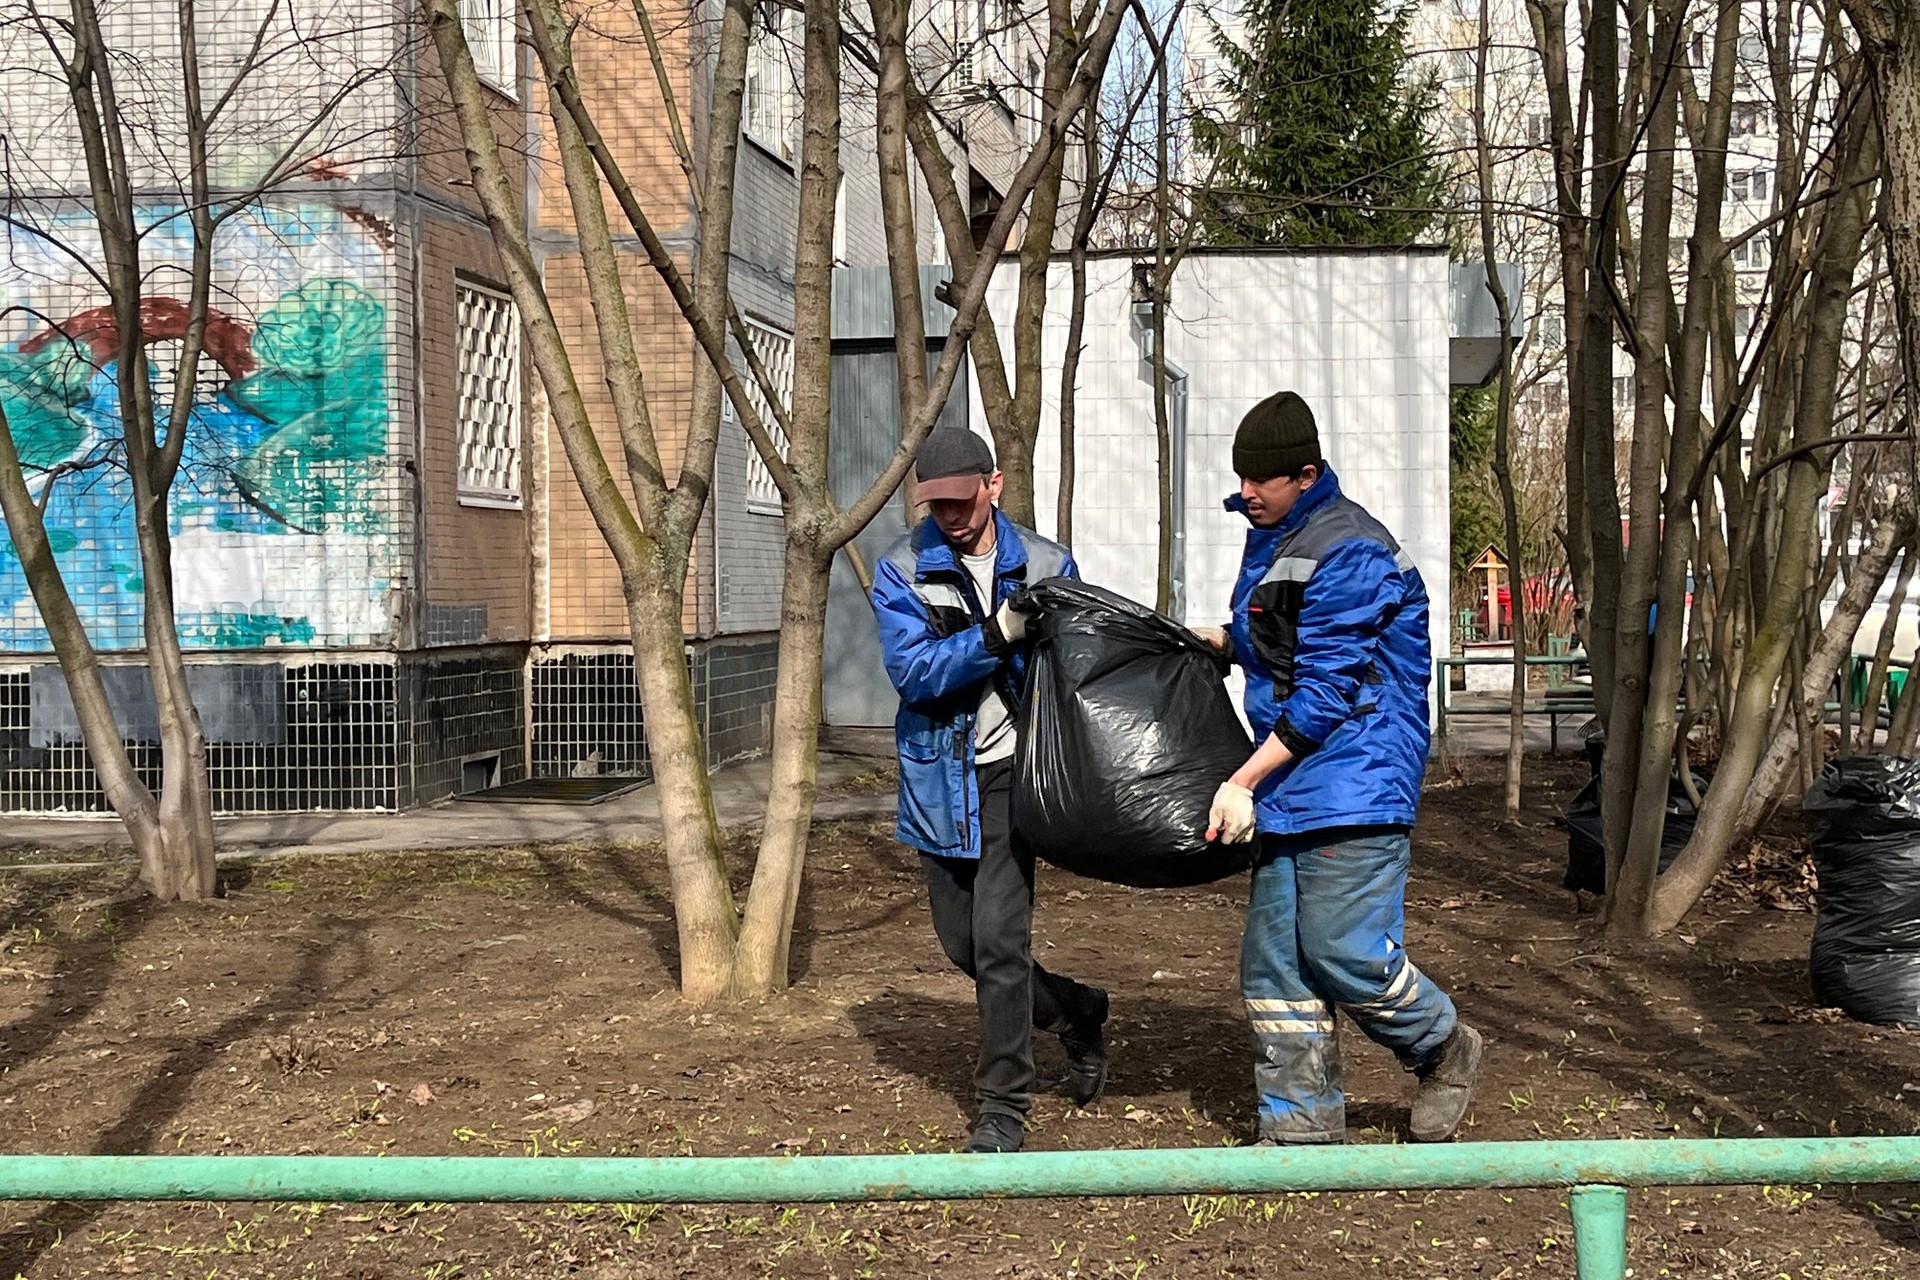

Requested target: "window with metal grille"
[
  {"left": 722, "top": 317, "right": 793, "bottom": 516},
  {"left": 460, "top": 0, "right": 516, "bottom": 95},
  {"left": 456, "top": 279, "right": 523, "bottom": 508}
]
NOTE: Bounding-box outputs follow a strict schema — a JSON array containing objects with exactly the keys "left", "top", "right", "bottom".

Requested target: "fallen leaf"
[
  {"left": 409, "top": 1083, "right": 434, "bottom": 1106},
  {"left": 373, "top": 1079, "right": 391, "bottom": 1094},
  {"left": 548, "top": 1099, "right": 596, "bottom": 1125}
]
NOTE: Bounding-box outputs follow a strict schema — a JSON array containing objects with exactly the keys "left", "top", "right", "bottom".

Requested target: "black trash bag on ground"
[
  {"left": 1804, "top": 755, "right": 1920, "bottom": 1027},
  {"left": 1563, "top": 737, "right": 1700, "bottom": 895},
  {"left": 1013, "top": 578, "right": 1255, "bottom": 888}
]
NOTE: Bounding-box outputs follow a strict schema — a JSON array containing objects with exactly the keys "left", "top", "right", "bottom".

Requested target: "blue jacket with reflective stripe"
[
  {"left": 1226, "top": 468, "right": 1432, "bottom": 835},
  {"left": 872, "top": 510, "right": 1076, "bottom": 858}
]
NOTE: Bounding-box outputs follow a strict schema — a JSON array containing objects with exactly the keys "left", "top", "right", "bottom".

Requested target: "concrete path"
[
  {"left": 0, "top": 752, "right": 897, "bottom": 865},
  {"left": 0, "top": 714, "right": 1578, "bottom": 869}
]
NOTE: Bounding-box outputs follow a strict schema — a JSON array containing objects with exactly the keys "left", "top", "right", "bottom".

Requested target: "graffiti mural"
[{"left": 0, "top": 202, "right": 397, "bottom": 650}]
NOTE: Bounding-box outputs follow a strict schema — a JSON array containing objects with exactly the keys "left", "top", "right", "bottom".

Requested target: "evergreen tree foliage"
[{"left": 1194, "top": 0, "right": 1442, "bottom": 245}]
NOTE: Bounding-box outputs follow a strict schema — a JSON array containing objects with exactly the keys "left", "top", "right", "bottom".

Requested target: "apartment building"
[{"left": 0, "top": 0, "right": 800, "bottom": 811}]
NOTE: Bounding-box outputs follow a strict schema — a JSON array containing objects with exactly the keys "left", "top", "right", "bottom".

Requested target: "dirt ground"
[{"left": 3, "top": 756, "right": 1919, "bottom": 1279}]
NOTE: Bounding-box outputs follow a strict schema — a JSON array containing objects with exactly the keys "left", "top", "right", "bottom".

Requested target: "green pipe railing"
[{"left": 5, "top": 1138, "right": 1920, "bottom": 1277}]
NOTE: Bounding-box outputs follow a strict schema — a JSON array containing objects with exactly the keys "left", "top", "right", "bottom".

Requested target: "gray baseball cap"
[{"left": 915, "top": 430, "right": 996, "bottom": 501}]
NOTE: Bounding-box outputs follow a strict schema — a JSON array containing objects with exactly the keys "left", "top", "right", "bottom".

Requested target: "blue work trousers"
[{"left": 1241, "top": 827, "right": 1457, "bottom": 1142}]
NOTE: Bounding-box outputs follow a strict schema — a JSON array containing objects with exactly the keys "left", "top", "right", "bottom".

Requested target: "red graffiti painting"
[{"left": 21, "top": 297, "right": 256, "bottom": 379}]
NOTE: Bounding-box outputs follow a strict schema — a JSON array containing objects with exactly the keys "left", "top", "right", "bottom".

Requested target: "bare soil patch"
[{"left": 2, "top": 757, "right": 1916, "bottom": 1278}]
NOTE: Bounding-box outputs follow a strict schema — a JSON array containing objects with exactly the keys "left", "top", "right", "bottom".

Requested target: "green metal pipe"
[
  {"left": 0, "top": 1137, "right": 1916, "bottom": 1204},
  {"left": 1569, "top": 1185, "right": 1628, "bottom": 1280}
]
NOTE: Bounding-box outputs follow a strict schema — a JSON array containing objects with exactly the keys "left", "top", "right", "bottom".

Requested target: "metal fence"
[{"left": 7, "top": 1137, "right": 1920, "bottom": 1280}]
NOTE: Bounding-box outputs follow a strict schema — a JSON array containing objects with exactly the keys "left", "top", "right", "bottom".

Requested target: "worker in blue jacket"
[
  {"left": 1198, "top": 390, "right": 1483, "bottom": 1146},
  {"left": 871, "top": 429, "right": 1111, "bottom": 1155}
]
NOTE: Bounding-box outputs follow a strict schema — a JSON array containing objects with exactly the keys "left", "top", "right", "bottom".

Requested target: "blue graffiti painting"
[{"left": 0, "top": 275, "right": 390, "bottom": 650}]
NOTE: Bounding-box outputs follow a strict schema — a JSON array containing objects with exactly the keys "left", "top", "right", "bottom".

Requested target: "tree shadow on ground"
[
  {"left": 0, "top": 905, "right": 388, "bottom": 1276},
  {"left": 848, "top": 987, "right": 1255, "bottom": 1135}
]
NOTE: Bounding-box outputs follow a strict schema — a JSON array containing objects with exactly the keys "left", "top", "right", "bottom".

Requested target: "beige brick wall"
[{"left": 537, "top": 0, "right": 719, "bottom": 642}]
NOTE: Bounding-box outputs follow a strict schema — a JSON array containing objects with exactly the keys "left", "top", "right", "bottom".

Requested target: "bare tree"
[
  {"left": 1471, "top": 0, "right": 1527, "bottom": 820},
  {"left": 0, "top": 0, "right": 393, "bottom": 900},
  {"left": 430, "top": 0, "right": 1128, "bottom": 999}
]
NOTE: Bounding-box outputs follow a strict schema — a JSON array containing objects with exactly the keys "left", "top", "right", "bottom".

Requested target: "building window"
[
  {"left": 1025, "top": 55, "right": 1044, "bottom": 146},
  {"left": 455, "top": 279, "right": 523, "bottom": 508},
  {"left": 1732, "top": 100, "right": 1764, "bottom": 137},
  {"left": 1527, "top": 112, "right": 1551, "bottom": 145},
  {"left": 1731, "top": 235, "right": 1766, "bottom": 269},
  {"left": 745, "top": 3, "right": 797, "bottom": 162},
  {"left": 1613, "top": 373, "right": 1634, "bottom": 410},
  {"left": 1688, "top": 31, "right": 1706, "bottom": 67},
  {"left": 459, "top": 0, "right": 516, "bottom": 95},
  {"left": 1734, "top": 304, "right": 1754, "bottom": 340},
  {"left": 1533, "top": 379, "right": 1567, "bottom": 416},
  {"left": 1537, "top": 310, "right": 1565, "bottom": 349},
  {"left": 1728, "top": 169, "right": 1770, "bottom": 203},
  {"left": 722, "top": 316, "right": 794, "bottom": 515}
]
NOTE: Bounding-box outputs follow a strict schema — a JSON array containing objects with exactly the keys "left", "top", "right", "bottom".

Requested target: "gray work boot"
[{"left": 1409, "top": 1022, "right": 1483, "bottom": 1143}]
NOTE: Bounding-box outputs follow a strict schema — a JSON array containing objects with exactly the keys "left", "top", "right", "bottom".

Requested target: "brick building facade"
[{"left": 0, "top": 0, "right": 792, "bottom": 810}]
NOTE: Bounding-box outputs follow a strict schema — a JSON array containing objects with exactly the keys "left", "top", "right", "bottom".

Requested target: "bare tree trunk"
[
  {"left": 732, "top": 529, "right": 832, "bottom": 992},
  {"left": 1645, "top": 92, "right": 1881, "bottom": 933},
  {"left": 733, "top": 0, "right": 1134, "bottom": 993},
  {"left": 1000, "top": 0, "right": 1097, "bottom": 526},
  {"left": 1609, "top": 0, "right": 1731, "bottom": 932},
  {"left": 628, "top": 591, "right": 737, "bottom": 1001},
  {"left": 1581, "top": 0, "right": 1627, "bottom": 732},
  {"left": 1738, "top": 510, "right": 1911, "bottom": 836},
  {"left": 1856, "top": 538, "right": 1914, "bottom": 752},
  {"left": 1475, "top": 0, "right": 1525, "bottom": 819},
  {"left": 0, "top": 414, "right": 169, "bottom": 879},
  {"left": 14, "top": 0, "right": 223, "bottom": 900},
  {"left": 429, "top": 0, "right": 740, "bottom": 999},
  {"left": 1150, "top": 35, "right": 1174, "bottom": 615},
  {"left": 1527, "top": 0, "right": 1592, "bottom": 633},
  {"left": 1058, "top": 113, "right": 1097, "bottom": 546},
  {"left": 1600, "top": 0, "right": 1682, "bottom": 923},
  {"left": 731, "top": 0, "right": 842, "bottom": 994}
]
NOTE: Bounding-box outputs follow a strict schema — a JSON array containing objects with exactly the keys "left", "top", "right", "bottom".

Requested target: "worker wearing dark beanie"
[
  {"left": 1200, "top": 390, "right": 1483, "bottom": 1150},
  {"left": 1233, "top": 389, "right": 1324, "bottom": 480}
]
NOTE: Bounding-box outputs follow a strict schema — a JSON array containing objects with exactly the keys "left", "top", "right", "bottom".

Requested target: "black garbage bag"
[
  {"left": 1804, "top": 755, "right": 1920, "bottom": 1026},
  {"left": 1563, "top": 737, "right": 1700, "bottom": 895},
  {"left": 1012, "top": 578, "right": 1255, "bottom": 887}
]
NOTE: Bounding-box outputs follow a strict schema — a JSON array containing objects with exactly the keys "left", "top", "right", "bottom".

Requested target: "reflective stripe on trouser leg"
[
  {"left": 1291, "top": 828, "right": 1457, "bottom": 1065},
  {"left": 1242, "top": 845, "right": 1345, "bottom": 1142}
]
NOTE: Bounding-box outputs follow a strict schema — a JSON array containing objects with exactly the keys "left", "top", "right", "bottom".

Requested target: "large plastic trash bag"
[
  {"left": 1012, "top": 578, "right": 1256, "bottom": 887},
  {"left": 1804, "top": 755, "right": 1920, "bottom": 1027},
  {"left": 1563, "top": 736, "right": 1699, "bottom": 895}
]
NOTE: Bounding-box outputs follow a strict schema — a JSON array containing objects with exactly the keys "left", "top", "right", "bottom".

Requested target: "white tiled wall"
[{"left": 968, "top": 250, "right": 1452, "bottom": 688}]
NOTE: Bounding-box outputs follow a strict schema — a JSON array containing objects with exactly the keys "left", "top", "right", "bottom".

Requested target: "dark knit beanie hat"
[{"left": 1233, "top": 390, "right": 1322, "bottom": 480}]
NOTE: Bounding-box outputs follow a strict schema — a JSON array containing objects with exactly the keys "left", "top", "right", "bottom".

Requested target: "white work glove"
[
  {"left": 992, "top": 597, "right": 1028, "bottom": 645},
  {"left": 1207, "top": 781, "right": 1256, "bottom": 845}
]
